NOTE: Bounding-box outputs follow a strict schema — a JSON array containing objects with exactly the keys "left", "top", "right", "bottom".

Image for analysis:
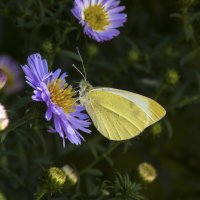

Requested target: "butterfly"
[
  {"left": 78, "top": 79, "right": 166, "bottom": 141},
  {"left": 73, "top": 50, "right": 166, "bottom": 141}
]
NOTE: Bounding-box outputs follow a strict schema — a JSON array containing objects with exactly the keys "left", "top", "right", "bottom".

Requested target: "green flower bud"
[
  {"left": 87, "top": 44, "right": 98, "bottom": 57},
  {"left": 46, "top": 167, "right": 66, "bottom": 193},
  {"left": 42, "top": 41, "right": 53, "bottom": 54},
  {"left": 138, "top": 162, "right": 157, "bottom": 183},
  {"left": 128, "top": 49, "right": 140, "bottom": 62},
  {"left": 62, "top": 165, "right": 78, "bottom": 187},
  {"left": 166, "top": 69, "right": 180, "bottom": 86},
  {"left": 150, "top": 122, "right": 163, "bottom": 136}
]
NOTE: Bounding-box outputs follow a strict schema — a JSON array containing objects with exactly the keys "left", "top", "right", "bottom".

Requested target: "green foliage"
[
  {"left": 0, "top": 0, "right": 200, "bottom": 200},
  {"left": 106, "top": 173, "right": 146, "bottom": 200}
]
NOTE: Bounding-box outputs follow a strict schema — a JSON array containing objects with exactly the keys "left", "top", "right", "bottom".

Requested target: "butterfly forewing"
[
  {"left": 101, "top": 88, "right": 166, "bottom": 125},
  {"left": 83, "top": 87, "right": 166, "bottom": 140}
]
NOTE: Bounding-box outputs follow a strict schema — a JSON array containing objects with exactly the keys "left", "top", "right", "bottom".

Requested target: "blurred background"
[{"left": 0, "top": 0, "right": 200, "bottom": 199}]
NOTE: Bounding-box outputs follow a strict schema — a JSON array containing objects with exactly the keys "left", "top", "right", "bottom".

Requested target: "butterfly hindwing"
[{"left": 85, "top": 97, "right": 143, "bottom": 140}]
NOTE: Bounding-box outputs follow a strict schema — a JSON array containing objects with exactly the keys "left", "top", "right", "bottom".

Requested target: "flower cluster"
[
  {"left": 71, "top": 0, "right": 127, "bottom": 42},
  {"left": 22, "top": 54, "right": 91, "bottom": 147}
]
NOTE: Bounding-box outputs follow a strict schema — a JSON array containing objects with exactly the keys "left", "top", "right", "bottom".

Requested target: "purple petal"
[{"left": 45, "top": 108, "right": 52, "bottom": 121}]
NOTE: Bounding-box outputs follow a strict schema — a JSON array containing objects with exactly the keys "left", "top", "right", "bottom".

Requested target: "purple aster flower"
[
  {"left": 71, "top": 0, "right": 127, "bottom": 42},
  {"left": 0, "top": 55, "right": 24, "bottom": 93},
  {"left": 22, "top": 53, "right": 91, "bottom": 147}
]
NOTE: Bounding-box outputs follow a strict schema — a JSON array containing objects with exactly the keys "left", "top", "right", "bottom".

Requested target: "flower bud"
[
  {"left": 138, "top": 162, "right": 157, "bottom": 183},
  {"left": 46, "top": 167, "right": 66, "bottom": 193},
  {"left": 87, "top": 44, "right": 98, "bottom": 57},
  {"left": 128, "top": 49, "right": 140, "bottom": 62},
  {"left": 166, "top": 69, "right": 180, "bottom": 86},
  {"left": 62, "top": 165, "right": 78, "bottom": 187},
  {"left": 0, "top": 104, "right": 9, "bottom": 131},
  {"left": 150, "top": 122, "right": 163, "bottom": 136},
  {"left": 41, "top": 41, "right": 53, "bottom": 54}
]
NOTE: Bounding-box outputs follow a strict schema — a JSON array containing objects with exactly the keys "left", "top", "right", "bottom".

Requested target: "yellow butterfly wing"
[{"left": 83, "top": 88, "right": 166, "bottom": 141}]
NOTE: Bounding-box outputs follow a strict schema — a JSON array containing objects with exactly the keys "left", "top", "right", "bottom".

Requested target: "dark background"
[{"left": 0, "top": 0, "right": 200, "bottom": 199}]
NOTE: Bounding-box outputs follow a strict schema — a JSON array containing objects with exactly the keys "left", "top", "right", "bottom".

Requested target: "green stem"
[
  {"left": 79, "top": 142, "right": 121, "bottom": 176},
  {"left": 154, "top": 84, "right": 168, "bottom": 100}
]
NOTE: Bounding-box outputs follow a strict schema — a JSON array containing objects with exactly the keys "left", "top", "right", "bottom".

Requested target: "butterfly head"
[{"left": 79, "top": 80, "right": 93, "bottom": 98}]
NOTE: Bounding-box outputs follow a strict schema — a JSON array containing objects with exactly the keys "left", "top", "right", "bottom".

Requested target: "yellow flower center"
[
  {"left": 84, "top": 5, "right": 110, "bottom": 31},
  {"left": 47, "top": 79, "right": 76, "bottom": 114}
]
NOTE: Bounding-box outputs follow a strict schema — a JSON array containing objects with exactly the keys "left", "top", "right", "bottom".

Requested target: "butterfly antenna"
[
  {"left": 72, "top": 64, "right": 85, "bottom": 80},
  {"left": 72, "top": 81, "right": 80, "bottom": 85},
  {"left": 76, "top": 47, "right": 87, "bottom": 81},
  {"left": 74, "top": 97, "right": 80, "bottom": 104}
]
